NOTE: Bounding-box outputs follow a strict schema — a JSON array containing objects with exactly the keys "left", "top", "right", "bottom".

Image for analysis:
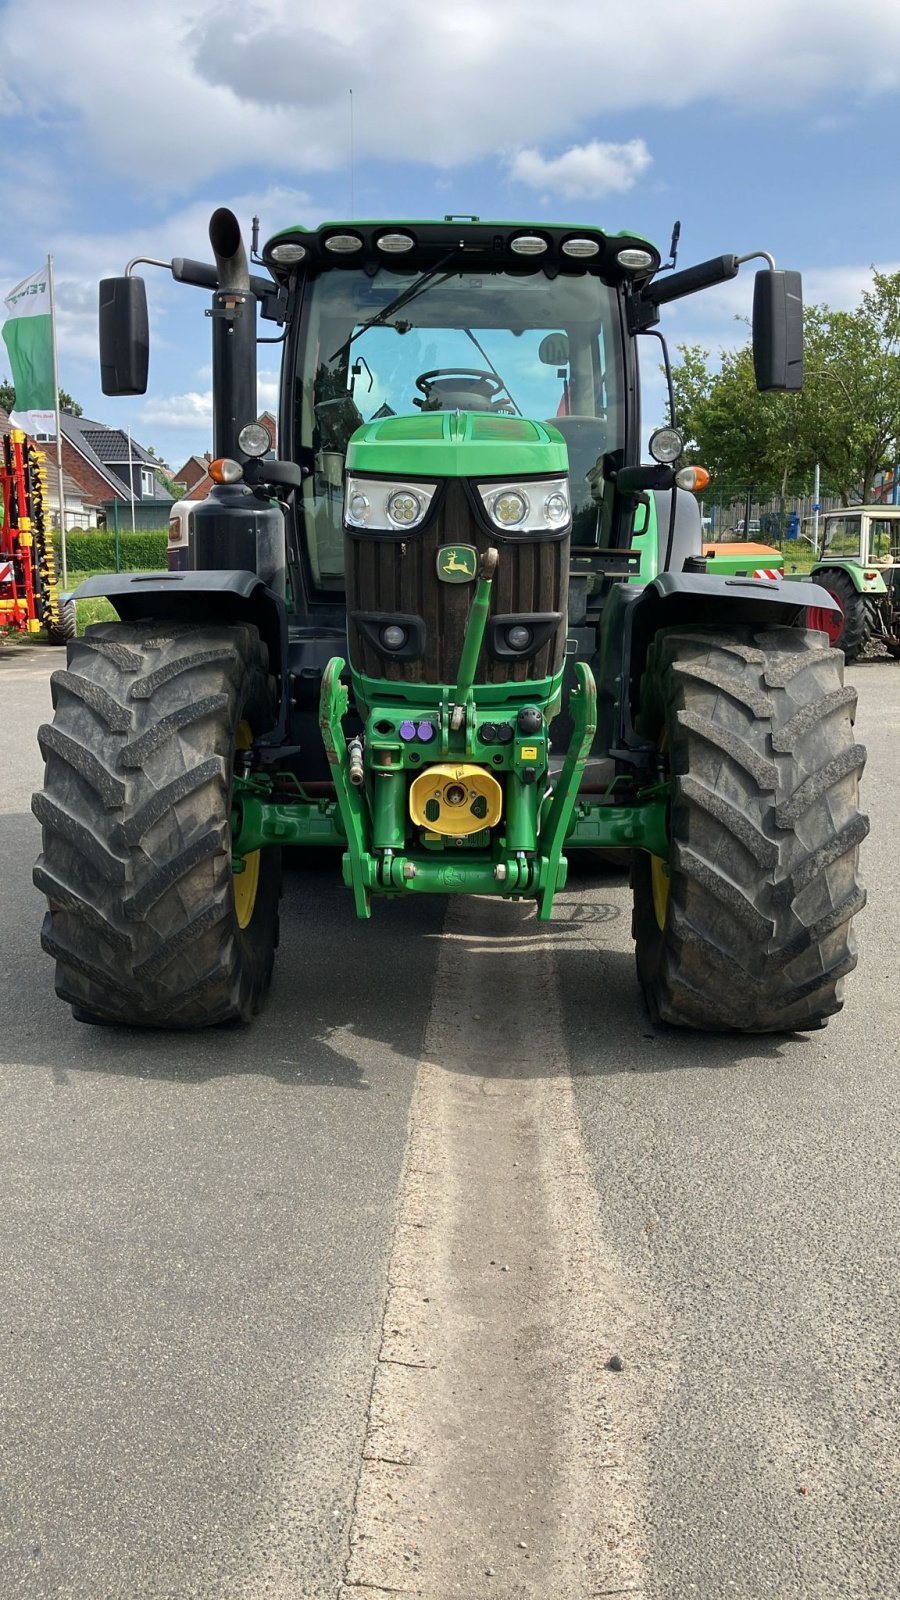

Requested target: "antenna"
[
  {"left": 250, "top": 214, "right": 261, "bottom": 263},
  {"left": 662, "top": 219, "right": 681, "bottom": 273},
  {"left": 349, "top": 89, "right": 355, "bottom": 219}
]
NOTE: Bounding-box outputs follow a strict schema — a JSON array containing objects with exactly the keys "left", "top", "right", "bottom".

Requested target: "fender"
[
  {"left": 597, "top": 570, "right": 842, "bottom": 765},
  {"left": 72, "top": 569, "right": 290, "bottom": 742}
]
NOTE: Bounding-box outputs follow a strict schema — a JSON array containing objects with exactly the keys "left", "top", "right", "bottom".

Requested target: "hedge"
[{"left": 53, "top": 530, "right": 169, "bottom": 572}]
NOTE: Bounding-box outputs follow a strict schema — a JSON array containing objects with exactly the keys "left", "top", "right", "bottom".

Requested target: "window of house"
[{"left": 141, "top": 468, "right": 155, "bottom": 497}]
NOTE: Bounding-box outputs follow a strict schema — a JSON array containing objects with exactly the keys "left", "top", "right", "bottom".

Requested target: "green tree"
[
  {"left": 670, "top": 270, "right": 900, "bottom": 509},
  {"left": 671, "top": 343, "right": 806, "bottom": 506},
  {"left": 0, "top": 377, "right": 82, "bottom": 416}
]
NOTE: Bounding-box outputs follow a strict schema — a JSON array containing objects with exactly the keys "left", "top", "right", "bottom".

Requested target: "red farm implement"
[{"left": 1, "top": 429, "right": 73, "bottom": 643}]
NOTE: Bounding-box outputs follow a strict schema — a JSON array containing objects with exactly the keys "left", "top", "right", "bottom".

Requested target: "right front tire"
[
  {"left": 33, "top": 619, "right": 281, "bottom": 1028},
  {"left": 633, "top": 624, "right": 868, "bottom": 1033}
]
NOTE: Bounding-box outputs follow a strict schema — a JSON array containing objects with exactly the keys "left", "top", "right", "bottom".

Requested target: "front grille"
[{"left": 345, "top": 480, "right": 569, "bottom": 684}]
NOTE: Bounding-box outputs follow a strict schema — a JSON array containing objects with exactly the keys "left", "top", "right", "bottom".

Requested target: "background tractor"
[
  {"left": 32, "top": 210, "right": 868, "bottom": 1033},
  {"left": 805, "top": 505, "right": 900, "bottom": 659}
]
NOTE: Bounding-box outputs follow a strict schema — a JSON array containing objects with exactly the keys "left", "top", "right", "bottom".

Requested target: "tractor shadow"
[
  {"left": 6, "top": 814, "right": 806, "bottom": 1087},
  {"left": 4, "top": 818, "right": 444, "bottom": 1090}
]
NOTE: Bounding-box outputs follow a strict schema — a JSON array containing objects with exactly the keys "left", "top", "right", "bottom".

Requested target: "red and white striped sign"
[
  {"left": 0, "top": 560, "right": 14, "bottom": 588},
  {"left": 752, "top": 568, "right": 782, "bottom": 582}
]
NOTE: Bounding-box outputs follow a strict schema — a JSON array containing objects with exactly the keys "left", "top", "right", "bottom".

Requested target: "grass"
[
  {"left": 65, "top": 567, "right": 141, "bottom": 632},
  {"left": 779, "top": 544, "right": 819, "bottom": 575}
]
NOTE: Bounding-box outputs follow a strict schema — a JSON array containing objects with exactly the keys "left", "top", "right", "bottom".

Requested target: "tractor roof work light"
[
  {"left": 269, "top": 242, "right": 306, "bottom": 264},
  {"left": 617, "top": 247, "right": 655, "bottom": 272},
  {"left": 324, "top": 233, "right": 363, "bottom": 254},
  {"left": 561, "top": 237, "right": 601, "bottom": 258},
  {"left": 510, "top": 235, "right": 549, "bottom": 256},
  {"left": 376, "top": 232, "right": 415, "bottom": 253}
]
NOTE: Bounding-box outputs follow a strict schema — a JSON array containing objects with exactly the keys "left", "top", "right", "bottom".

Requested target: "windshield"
[
  {"left": 823, "top": 515, "right": 863, "bottom": 559},
  {"left": 869, "top": 516, "right": 900, "bottom": 560},
  {"left": 291, "top": 265, "right": 625, "bottom": 591}
]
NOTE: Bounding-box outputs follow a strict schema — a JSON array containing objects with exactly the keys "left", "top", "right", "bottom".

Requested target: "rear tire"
[
  {"left": 32, "top": 620, "right": 281, "bottom": 1028},
  {"left": 46, "top": 597, "right": 77, "bottom": 646},
  {"left": 812, "top": 568, "right": 868, "bottom": 660},
  {"left": 632, "top": 625, "right": 868, "bottom": 1033}
]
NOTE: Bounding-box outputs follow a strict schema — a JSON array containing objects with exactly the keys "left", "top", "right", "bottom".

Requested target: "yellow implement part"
[{"left": 409, "top": 763, "right": 503, "bottom": 838}]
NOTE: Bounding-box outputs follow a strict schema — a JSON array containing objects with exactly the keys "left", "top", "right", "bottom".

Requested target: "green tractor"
[
  {"left": 805, "top": 505, "right": 900, "bottom": 660},
  {"left": 32, "top": 210, "right": 868, "bottom": 1033}
]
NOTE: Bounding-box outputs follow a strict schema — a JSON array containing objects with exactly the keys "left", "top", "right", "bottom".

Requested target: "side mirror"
[
  {"left": 243, "top": 457, "right": 308, "bottom": 491},
  {"left": 614, "top": 464, "right": 674, "bottom": 494},
  {"left": 99, "top": 276, "right": 149, "bottom": 395},
  {"left": 753, "top": 270, "right": 803, "bottom": 392}
]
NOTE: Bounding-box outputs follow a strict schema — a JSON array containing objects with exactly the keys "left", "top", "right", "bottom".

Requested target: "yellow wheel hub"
[
  {"left": 650, "top": 726, "right": 670, "bottom": 931},
  {"left": 650, "top": 854, "right": 670, "bottom": 931},
  {"left": 233, "top": 720, "right": 261, "bottom": 930}
]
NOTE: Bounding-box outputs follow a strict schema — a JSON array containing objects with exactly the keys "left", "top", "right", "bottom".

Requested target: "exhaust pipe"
[
  {"left": 208, "top": 208, "right": 256, "bottom": 460},
  {"left": 209, "top": 207, "right": 251, "bottom": 295}
]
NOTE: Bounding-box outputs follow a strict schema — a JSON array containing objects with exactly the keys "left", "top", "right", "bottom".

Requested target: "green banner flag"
[{"left": 3, "top": 264, "right": 56, "bottom": 436}]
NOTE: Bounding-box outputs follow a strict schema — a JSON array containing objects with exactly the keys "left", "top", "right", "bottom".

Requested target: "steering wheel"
[{"left": 414, "top": 368, "right": 509, "bottom": 412}]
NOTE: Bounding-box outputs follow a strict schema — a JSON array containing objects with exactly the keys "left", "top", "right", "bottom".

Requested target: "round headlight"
[
  {"left": 648, "top": 426, "right": 684, "bottom": 464},
  {"left": 325, "top": 233, "right": 363, "bottom": 254},
  {"left": 238, "top": 422, "right": 271, "bottom": 457},
  {"left": 562, "top": 238, "right": 600, "bottom": 259},
  {"left": 510, "top": 235, "right": 548, "bottom": 256},
  {"left": 544, "top": 490, "right": 569, "bottom": 525},
  {"left": 348, "top": 491, "right": 370, "bottom": 523},
  {"left": 387, "top": 489, "right": 423, "bottom": 525},
  {"left": 377, "top": 232, "right": 415, "bottom": 253},
  {"left": 506, "top": 625, "right": 533, "bottom": 651},
  {"left": 617, "top": 247, "right": 654, "bottom": 272},
  {"left": 492, "top": 490, "right": 528, "bottom": 527},
  {"left": 269, "top": 242, "right": 306, "bottom": 264},
  {"left": 381, "top": 624, "right": 408, "bottom": 650}
]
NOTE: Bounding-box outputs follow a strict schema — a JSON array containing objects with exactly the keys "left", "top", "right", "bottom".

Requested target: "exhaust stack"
[{"left": 208, "top": 208, "right": 256, "bottom": 460}]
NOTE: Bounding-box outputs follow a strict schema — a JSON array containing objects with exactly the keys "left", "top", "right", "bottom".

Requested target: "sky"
[{"left": 1, "top": 0, "right": 899, "bottom": 473}]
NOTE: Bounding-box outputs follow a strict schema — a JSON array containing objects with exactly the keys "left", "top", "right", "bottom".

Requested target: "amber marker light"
[
  {"left": 208, "top": 457, "right": 243, "bottom": 484},
  {"left": 675, "top": 465, "right": 711, "bottom": 492}
]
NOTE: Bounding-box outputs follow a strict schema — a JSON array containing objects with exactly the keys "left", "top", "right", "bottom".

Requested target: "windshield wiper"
[
  {"left": 328, "top": 249, "right": 462, "bottom": 363},
  {"left": 462, "top": 327, "right": 522, "bottom": 415}
]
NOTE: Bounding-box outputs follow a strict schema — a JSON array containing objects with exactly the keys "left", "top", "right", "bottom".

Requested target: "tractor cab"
[
  {"left": 262, "top": 221, "right": 660, "bottom": 618},
  {"left": 820, "top": 506, "right": 900, "bottom": 565}
]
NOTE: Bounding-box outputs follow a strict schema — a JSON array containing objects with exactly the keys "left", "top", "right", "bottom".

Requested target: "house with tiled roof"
[
  {"left": 59, "top": 412, "right": 174, "bottom": 529},
  {"left": 173, "top": 453, "right": 211, "bottom": 494}
]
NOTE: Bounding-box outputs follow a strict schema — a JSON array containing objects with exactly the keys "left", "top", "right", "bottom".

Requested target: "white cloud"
[
  {"left": 509, "top": 141, "right": 652, "bottom": 200},
  {"left": 139, "top": 368, "right": 280, "bottom": 435},
  {"left": 139, "top": 390, "right": 212, "bottom": 430},
  {"left": 2, "top": 1, "right": 900, "bottom": 188}
]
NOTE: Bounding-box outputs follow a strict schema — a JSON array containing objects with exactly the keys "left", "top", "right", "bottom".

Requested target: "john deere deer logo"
[{"left": 436, "top": 545, "right": 478, "bottom": 583}]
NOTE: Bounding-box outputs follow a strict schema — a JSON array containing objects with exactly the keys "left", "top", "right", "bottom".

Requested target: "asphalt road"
[{"left": 1, "top": 640, "right": 897, "bottom": 1599}]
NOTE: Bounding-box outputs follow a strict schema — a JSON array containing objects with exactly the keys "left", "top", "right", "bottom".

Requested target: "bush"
[{"left": 53, "top": 530, "right": 168, "bottom": 572}]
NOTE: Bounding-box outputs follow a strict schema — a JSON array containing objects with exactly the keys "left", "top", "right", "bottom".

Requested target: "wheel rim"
[
  {"left": 650, "top": 854, "right": 670, "bottom": 930},
  {"left": 807, "top": 593, "right": 844, "bottom": 647},
  {"left": 232, "top": 720, "right": 261, "bottom": 930},
  {"left": 650, "top": 727, "right": 671, "bottom": 931}
]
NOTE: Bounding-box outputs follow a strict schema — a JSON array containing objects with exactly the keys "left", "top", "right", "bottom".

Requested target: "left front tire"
[{"left": 33, "top": 619, "right": 281, "bottom": 1029}]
